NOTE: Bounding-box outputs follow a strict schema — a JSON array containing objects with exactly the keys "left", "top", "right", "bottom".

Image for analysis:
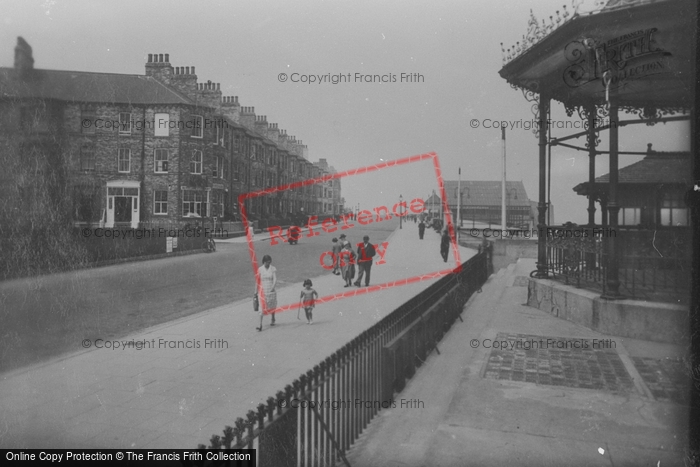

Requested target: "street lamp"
[{"left": 399, "top": 194, "right": 403, "bottom": 229}]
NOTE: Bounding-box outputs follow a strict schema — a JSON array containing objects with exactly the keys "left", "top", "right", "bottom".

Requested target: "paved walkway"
[
  {"left": 346, "top": 258, "right": 689, "bottom": 466},
  {"left": 0, "top": 223, "right": 472, "bottom": 449}
]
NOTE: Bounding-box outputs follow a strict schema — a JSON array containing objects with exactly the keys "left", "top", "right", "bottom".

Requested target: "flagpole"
[
  {"left": 457, "top": 167, "right": 461, "bottom": 228},
  {"left": 501, "top": 127, "right": 507, "bottom": 231}
]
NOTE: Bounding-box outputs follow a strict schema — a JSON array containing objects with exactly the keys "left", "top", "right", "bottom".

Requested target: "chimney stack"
[
  {"left": 221, "top": 95, "right": 241, "bottom": 122},
  {"left": 145, "top": 52, "right": 173, "bottom": 84},
  {"left": 170, "top": 63, "right": 198, "bottom": 99},
  {"left": 14, "top": 37, "right": 34, "bottom": 77}
]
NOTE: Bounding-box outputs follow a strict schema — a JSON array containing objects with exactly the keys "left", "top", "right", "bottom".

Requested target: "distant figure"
[
  {"left": 300, "top": 279, "right": 319, "bottom": 324},
  {"left": 440, "top": 230, "right": 450, "bottom": 262},
  {"left": 418, "top": 220, "right": 426, "bottom": 240},
  {"left": 354, "top": 235, "right": 376, "bottom": 287}
]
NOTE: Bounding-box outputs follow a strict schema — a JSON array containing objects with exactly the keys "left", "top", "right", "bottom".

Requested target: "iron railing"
[
  {"left": 545, "top": 225, "right": 690, "bottom": 303},
  {"left": 198, "top": 249, "right": 491, "bottom": 466}
]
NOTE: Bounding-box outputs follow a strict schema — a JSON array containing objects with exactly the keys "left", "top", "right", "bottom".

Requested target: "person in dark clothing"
[
  {"left": 440, "top": 229, "right": 450, "bottom": 262},
  {"left": 418, "top": 220, "right": 426, "bottom": 239},
  {"left": 354, "top": 235, "right": 376, "bottom": 287}
]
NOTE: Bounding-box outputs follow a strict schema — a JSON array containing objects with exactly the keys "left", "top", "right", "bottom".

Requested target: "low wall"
[
  {"left": 77, "top": 228, "right": 204, "bottom": 262},
  {"left": 490, "top": 238, "right": 537, "bottom": 259},
  {"left": 527, "top": 277, "right": 688, "bottom": 344}
]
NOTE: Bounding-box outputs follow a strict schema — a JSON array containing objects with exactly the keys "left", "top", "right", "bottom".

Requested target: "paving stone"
[
  {"left": 630, "top": 356, "right": 690, "bottom": 404},
  {"left": 482, "top": 333, "right": 636, "bottom": 394}
]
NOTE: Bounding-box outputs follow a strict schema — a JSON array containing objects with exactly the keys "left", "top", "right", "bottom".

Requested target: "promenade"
[
  {"left": 0, "top": 222, "right": 472, "bottom": 449},
  {"left": 346, "top": 258, "right": 689, "bottom": 466}
]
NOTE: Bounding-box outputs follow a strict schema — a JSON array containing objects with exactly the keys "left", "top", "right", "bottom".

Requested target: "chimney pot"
[
  {"left": 165, "top": 53, "right": 169, "bottom": 62},
  {"left": 159, "top": 54, "right": 164, "bottom": 62},
  {"left": 217, "top": 83, "right": 220, "bottom": 91},
  {"left": 148, "top": 53, "right": 153, "bottom": 62},
  {"left": 191, "top": 66, "right": 195, "bottom": 74},
  {"left": 185, "top": 66, "right": 189, "bottom": 74}
]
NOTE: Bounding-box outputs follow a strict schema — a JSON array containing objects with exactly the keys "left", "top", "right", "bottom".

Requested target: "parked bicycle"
[{"left": 184, "top": 220, "right": 216, "bottom": 253}]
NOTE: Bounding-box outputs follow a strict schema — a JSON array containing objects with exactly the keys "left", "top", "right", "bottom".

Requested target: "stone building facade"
[{"left": 0, "top": 38, "right": 342, "bottom": 230}]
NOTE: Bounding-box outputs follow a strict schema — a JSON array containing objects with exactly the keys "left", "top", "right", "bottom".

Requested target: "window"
[
  {"left": 154, "top": 149, "right": 169, "bottom": 173},
  {"left": 620, "top": 207, "right": 640, "bottom": 226},
  {"left": 81, "top": 109, "right": 95, "bottom": 134},
  {"left": 119, "top": 112, "right": 131, "bottom": 135},
  {"left": 234, "top": 135, "right": 240, "bottom": 152},
  {"left": 251, "top": 144, "right": 257, "bottom": 160},
  {"left": 155, "top": 113, "right": 169, "bottom": 137},
  {"left": 215, "top": 126, "right": 227, "bottom": 147},
  {"left": 213, "top": 156, "right": 225, "bottom": 179},
  {"left": 191, "top": 115, "right": 203, "bottom": 138},
  {"left": 80, "top": 144, "right": 95, "bottom": 171},
  {"left": 233, "top": 161, "right": 240, "bottom": 181},
  {"left": 182, "top": 190, "right": 206, "bottom": 217},
  {"left": 154, "top": 190, "right": 168, "bottom": 215},
  {"left": 660, "top": 191, "right": 688, "bottom": 226},
  {"left": 190, "top": 150, "right": 202, "bottom": 174},
  {"left": 213, "top": 192, "right": 224, "bottom": 217},
  {"left": 118, "top": 148, "right": 130, "bottom": 173}
]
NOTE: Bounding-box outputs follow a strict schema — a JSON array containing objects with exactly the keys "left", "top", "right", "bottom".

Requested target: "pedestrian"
[
  {"left": 339, "top": 242, "right": 356, "bottom": 287},
  {"left": 256, "top": 254, "right": 277, "bottom": 331},
  {"left": 339, "top": 233, "right": 350, "bottom": 248},
  {"left": 418, "top": 220, "right": 425, "bottom": 239},
  {"left": 331, "top": 237, "right": 342, "bottom": 275},
  {"left": 299, "top": 279, "right": 319, "bottom": 324},
  {"left": 354, "top": 235, "right": 376, "bottom": 287},
  {"left": 440, "top": 229, "right": 450, "bottom": 262}
]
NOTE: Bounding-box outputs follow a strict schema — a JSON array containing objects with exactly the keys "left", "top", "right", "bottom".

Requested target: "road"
[{"left": 0, "top": 218, "right": 400, "bottom": 372}]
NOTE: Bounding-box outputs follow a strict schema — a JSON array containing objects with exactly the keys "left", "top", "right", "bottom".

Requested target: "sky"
[{"left": 0, "top": 0, "right": 690, "bottom": 224}]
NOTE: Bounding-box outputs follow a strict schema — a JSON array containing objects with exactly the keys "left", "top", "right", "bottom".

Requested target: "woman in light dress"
[{"left": 256, "top": 254, "right": 277, "bottom": 331}]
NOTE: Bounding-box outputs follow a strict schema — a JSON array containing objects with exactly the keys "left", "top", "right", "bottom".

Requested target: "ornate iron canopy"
[{"left": 499, "top": 0, "right": 694, "bottom": 111}]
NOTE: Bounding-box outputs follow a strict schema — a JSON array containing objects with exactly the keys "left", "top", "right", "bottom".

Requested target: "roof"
[
  {"left": 573, "top": 151, "right": 690, "bottom": 195},
  {"left": 0, "top": 67, "right": 194, "bottom": 105},
  {"left": 498, "top": 0, "right": 693, "bottom": 110},
  {"left": 439, "top": 181, "right": 531, "bottom": 207}
]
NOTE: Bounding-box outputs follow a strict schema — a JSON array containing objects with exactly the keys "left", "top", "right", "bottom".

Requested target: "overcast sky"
[{"left": 0, "top": 0, "right": 690, "bottom": 224}]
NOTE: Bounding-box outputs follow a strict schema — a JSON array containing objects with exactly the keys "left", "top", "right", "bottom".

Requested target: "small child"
[{"left": 300, "top": 279, "right": 319, "bottom": 324}]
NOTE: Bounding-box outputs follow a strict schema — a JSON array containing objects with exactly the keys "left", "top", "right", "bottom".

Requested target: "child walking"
[{"left": 299, "top": 279, "right": 319, "bottom": 324}]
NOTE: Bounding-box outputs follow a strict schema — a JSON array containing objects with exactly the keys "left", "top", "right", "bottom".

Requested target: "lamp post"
[
  {"left": 459, "top": 187, "right": 470, "bottom": 227},
  {"left": 506, "top": 187, "right": 518, "bottom": 228},
  {"left": 399, "top": 194, "right": 403, "bottom": 229}
]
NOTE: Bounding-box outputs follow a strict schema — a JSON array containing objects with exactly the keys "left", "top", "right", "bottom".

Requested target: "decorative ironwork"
[
  {"left": 619, "top": 105, "right": 691, "bottom": 126},
  {"left": 502, "top": 4, "right": 573, "bottom": 66},
  {"left": 575, "top": 105, "right": 602, "bottom": 148},
  {"left": 545, "top": 225, "right": 690, "bottom": 302},
  {"left": 502, "top": 0, "right": 662, "bottom": 67}
]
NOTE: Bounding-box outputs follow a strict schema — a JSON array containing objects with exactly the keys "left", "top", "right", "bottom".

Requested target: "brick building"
[{"left": 0, "top": 38, "right": 342, "bottom": 230}]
